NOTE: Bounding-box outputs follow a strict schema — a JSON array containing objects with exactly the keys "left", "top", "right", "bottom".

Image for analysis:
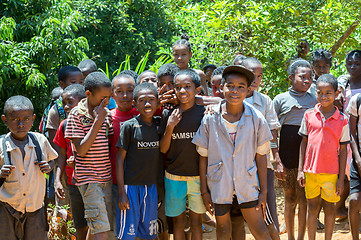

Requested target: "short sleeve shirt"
[
  {"left": 298, "top": 104, "right": 351, "bottom": 174},
  {"left": 53, "top": 120, "right": 74, "bottom": 185},
  {"left": 46, "top": 105, "right": 61, "bottom": 130},
  {"left": 65, "top": 99, "right": 114, "bottom": 185},
  {"left": 110, "top": 108, "right": 139, "bottom": 184},
  {"left": 346, "top": 94, "right": 361, "bottom": 149},
  {"left": 0, "top": 133, "right": 58, "bottom": 213},
  {"left": 159, "top": 104, "right": 205, "bottom": 176},
  {"left": 116, "top": 117, "right": 162, "bottom": 185}
]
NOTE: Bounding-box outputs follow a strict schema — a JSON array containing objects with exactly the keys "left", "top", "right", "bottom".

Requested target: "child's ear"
[
  {"left": 1, "top": 115, "right": 7, "bottom": 124},
  {"left": 85, "top": 90, "right": 92, "bottom": 98},
  {"left": 195, "top": 86, "right": 202, "bottom": 95},
  {"left": 219, "top": 84, "right": 224, "bottom": 91},
  {"left": 132, "top": 99, "right": 136, "bottom": 107},
  {"left": 59, "top": 81, "right": 65, "bottom": 89},
  {"left": 288, "top": 75, "right": 294, "bottom": 83},
  {"left": 32, "top": 114, "right": 36, "bottom": 121}
]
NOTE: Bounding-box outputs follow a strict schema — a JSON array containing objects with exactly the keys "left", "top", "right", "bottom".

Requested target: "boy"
[
  {"left": 53, "top": 84, "right": 89, "bottom": 240},
  {"left": 298, "top": 74, "right": 349, "bottom": 240},
  {"left": 309, "top": 49, "right": 332, "bottom": 96},
  {"left": 210, "top": 66, "right": 226, "bottom": 98},
  {"left": 0, "top": 96, "right": 57, "bottom": 239},
  {"left": 116, "top": 82, "right": 162, "bottom": 240},
  {"left": 65, "top": 72, "right": 114, "bottom": 240},
  {"left": 160, "top": 69, "right": 206, "bottom": 240},
  {"left": 78, "top": 59, "right": 98, "bottom": 79},
  {"left": 192, "top": 65, "right": 272, "bottom": 240},
  {"left": 273, "top": 59, "right": 317, "bottom": 239},
  {"left": 137, "top": 70, "right": 158, "bottom": 87},
  {"left": 242, "top": 57, "right": 281, "bottom": 237}
]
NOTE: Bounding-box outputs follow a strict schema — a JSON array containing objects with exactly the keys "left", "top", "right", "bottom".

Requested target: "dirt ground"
[{"left": 201, "top": 187, "right": 355, "bottom": 240}]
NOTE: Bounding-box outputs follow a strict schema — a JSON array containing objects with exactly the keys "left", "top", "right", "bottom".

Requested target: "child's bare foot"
[{"left": 336, "top": 207, "right": 348, "bottom": 220}]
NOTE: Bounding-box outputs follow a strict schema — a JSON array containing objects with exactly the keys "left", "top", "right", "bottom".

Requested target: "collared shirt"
[
  {"left": 273, "top": 88, "right": 317, "bottom": 126},
  {"left": 0, "top": 132, "right": 58, "bottom": 213},
  {"left": 346, "top": 93, "right": 361, "bottom": 150},
  {"left": 65, "top": 99, "right": 114, "bottom": 185},
  {"left": 245, "top": 91, "right": 281, "bottom": 169},
  {"left": 299, "top": 104, "right": 351, "bottom": 174},
  {"left": 192, "top": 102, "right": 273, "bottom": 205}
]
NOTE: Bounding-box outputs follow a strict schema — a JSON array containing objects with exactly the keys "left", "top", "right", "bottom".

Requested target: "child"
[
  {"left": 65, "top": 72, "right": 114, "bottom": 240},
  {"left": 202, "top": 64, "right": 217, "bottom": 89},
  {"left": 157, "top": 63, "right": 180, "bottom": 109},
  {"left": 0, "top": 96, "right": 57, "bottom": 239},
  {"left": 39, "top": 86, "right": 63, "bottom": 136},
  {"left": 192, "top": 65, "right": 273, "bottom": 240},
  {"left": 78, "top": 59, "right": 98, "bottom": 79},
  {"left": 159, "top": 69, "right": 206, "bottom": 240},
  {"left": 298, "top": 74, "right": 349, "bottom": 240},
  {"left": 232, "top": 54, "right": 247, "bottom": 65},
  {"left": 309, "top": 49, "right": 332, "bottom": 96},
  {"left": 210, "top": 66, "right": 226, "bottom": 98},
  {"left": 137, "top": 70, "right": 158, "bottom": 87},
  {"left": 173, "top": 34, "right": 192, "bottom": 70},
  {"left": 273, "top": 59, "right": 317, "bottom": 240},
  {"left": 242, "top": 57, "right": 281, "bottom": 235},
  {"left": 116, "top": 82, "right": 162, "bottom": 240},
  {"left": 346, "top": 90, "right": 361, "bottom": 239},
  {"left": 53, "top": 84, "right": 89, "bottom": 240}
]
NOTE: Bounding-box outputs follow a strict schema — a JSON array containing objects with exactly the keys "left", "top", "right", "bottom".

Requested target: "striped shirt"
[{"left": 65, "top": 99, "right": 113, "bottom": 185}]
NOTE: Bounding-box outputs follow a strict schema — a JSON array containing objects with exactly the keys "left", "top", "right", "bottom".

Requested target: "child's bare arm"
[
  {"left": 160, "top": 109, "right": 182, "bottom": 153},
  {"left": 55, "top": 148, "right": 67, "bottom": 199},
  {"left": 199, "top": 156, "right": 213, "bottom": 215},
  {"left": 298, "top": 136, "right": 308, "bottom": 187},
  {"left": 271, "top": 129, "right": 286, "bottom": 181},
  {"left": 116, "top": 147, "right": 129, "bottom": 210},
  {"left": 337, "top": 144, "right": 347, "bottom": 195},
  {"left": 71, "top": 99, "right": 108, "bottom": 156},
  {"left": 255, "top": 153, "right": 267, "bottom": 216},
  {"left": 349, "top": 116, "right": 361, "bottom": 175}
]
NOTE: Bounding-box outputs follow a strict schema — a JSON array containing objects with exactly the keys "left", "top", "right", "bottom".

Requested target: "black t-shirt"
[
  {"left": 159, "top": 104, "right": 205, "bottom": 176},
  {"left": 116, "top": 116, "right": 162, "bottom": 185}
]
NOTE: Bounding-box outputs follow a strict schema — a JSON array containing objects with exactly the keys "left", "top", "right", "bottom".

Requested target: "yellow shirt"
[{"left": 0, "top": 132, "right": 58, "bottom": 213}]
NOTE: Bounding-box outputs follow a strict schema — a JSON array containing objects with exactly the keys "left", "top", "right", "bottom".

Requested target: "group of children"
[{"left": 1, "top": 34, "right": 361, "bottom": 240}]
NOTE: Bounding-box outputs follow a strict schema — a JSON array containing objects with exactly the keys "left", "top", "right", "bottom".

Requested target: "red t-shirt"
[
  {"left": 53, "top": 120, "right": 74, "bottom": 185},
  {"left": 110, "top": 108, "right": 139, "bottom": 184}
]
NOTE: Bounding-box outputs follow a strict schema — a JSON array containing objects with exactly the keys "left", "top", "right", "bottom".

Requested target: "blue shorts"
[
  {"left": 116, "top": 184, "right": 158, "bottom": 240},
  {"left": 164, "top": 173, "right": 206, "bottom": 217}
]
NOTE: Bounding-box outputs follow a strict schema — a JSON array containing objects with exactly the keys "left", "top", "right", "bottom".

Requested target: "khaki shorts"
[{"left": 78, "top": 182, "right": 112, "bottom": 234}]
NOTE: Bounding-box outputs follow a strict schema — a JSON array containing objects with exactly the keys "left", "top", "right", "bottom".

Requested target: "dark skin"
[
  {"left": 1, "top": 109, "right": 54, "bottom": 178},
  {"left": 200, "top": 74, "right": 271, "bottom": 240},
  {"left": 160, "top": 74, "right": 203, "bottom": 240},
  {"left": 298, "top": 82, "right": 346, "bottom": 240},
  {"left": 116, "top": 90, "right": 159, "bottom": 240}
]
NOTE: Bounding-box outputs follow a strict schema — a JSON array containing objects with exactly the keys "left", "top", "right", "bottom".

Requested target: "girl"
[{"left": 173, "top": 34, "right": 192, "bottom": 70}]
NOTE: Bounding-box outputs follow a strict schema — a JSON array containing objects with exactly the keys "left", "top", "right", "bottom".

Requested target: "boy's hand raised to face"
[
  {"left": 118, "top": 193, "right": 130, "bottom": 210},
  {"left": 0, "top": 165, "right": 15, "bottom": 178},
  {"left": 35, "top": 161, "right": 52, "bottom": 173},
  {"left": 93, "top": 98, "right": 107, "bottom": 121},
  {"left": 167, "top": 108, "right": 182, "bottom": 128}
]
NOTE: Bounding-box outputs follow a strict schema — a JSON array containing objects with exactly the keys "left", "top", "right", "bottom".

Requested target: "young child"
[
  {"left": 309, "top": 49, "right": 332, "bottom": 96},
  {"left": 210, "top": 66, "right": 226, "bottom": 98},
  {"left": 116, "top": 82, "right": 162, "bottom": 240},
  {"left": 159, "top": 69, "right": 206, "bottom": 240},
  {"left": 157, "top": 63, "right": 180, "bottom": 109},
  {"left": 137, "top": 70, "right": 158, "bottom": 87},
  {"left": 242, "top": 57, "right": 281, "bottom": 236},
  {"left": 298, "top": 74, "right": 349, "bottom": 240},
  {"left": 65, "top": 72, "right": 114, "bottom": 240},
  {"left": 39, "top": 86, "right": 63, "bottom": 136},
  {"left": 53, "top": 84, "right": 89, "bottom": 240},
  {"left": 192, "top": 65, "right": 273, "bottom": 240},
  {"left": 273, "top": 59, "right": 317, "bottom": 240},
  {"left": 78, "top": 59, "right": 98, "bottom": 79},
  {"left": 202, "top": 64, "right": 217, "bottom": 90},
  {"left": 173, "top": 34, "right": 192, "bottom": 70},
  {"left": 0, "top": 96, "right": 57, "bottom": 239}
]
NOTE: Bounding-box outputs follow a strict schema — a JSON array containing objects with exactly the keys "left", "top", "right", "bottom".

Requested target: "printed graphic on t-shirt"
[{"left": 172, "top": 132, "right": 196, "bottom": 140}]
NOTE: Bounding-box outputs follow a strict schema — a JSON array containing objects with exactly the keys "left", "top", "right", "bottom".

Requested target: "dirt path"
[{"left": 202, "top": 187, "right": 355, "bottom": 240}]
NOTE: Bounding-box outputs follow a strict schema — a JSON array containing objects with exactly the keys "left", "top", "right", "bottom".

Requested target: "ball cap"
[{"left": 222, "top": 65, "right": 255, "bottom": 86}]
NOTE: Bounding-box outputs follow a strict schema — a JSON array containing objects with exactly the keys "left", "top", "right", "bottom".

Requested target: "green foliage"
[
  {"left": 0, "top": 0, "right": 89, "bottom": 133},
  {"left": 74, "top": 0, "right": 178, "bottom": 73},
  {"left": 165, "top": 0, "right": 361, "bottom": 97}
]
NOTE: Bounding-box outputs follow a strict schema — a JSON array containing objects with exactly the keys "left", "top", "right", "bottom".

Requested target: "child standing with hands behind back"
[{"left": 298, "top": 74, "right": 349, "bottom": 240}]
